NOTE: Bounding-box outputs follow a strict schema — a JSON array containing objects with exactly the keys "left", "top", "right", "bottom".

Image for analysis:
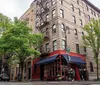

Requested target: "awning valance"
[
  {"left": 36, "top": 54, "right": 85, "bottom": 65},
  {"left": 62, "top": 54, "right": 86, "bottom": 64},
  {"left": 36, "top": 54, "right": 58, "bottom": 65}
]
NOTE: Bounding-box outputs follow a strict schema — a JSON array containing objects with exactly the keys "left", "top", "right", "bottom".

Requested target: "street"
[{"left": 0, "top": 81, "right": 100, "bottom": 85}]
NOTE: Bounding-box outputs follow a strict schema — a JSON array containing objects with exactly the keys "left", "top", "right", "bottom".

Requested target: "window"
[
  {"left": 41, "top": 8, "right": 44, "bottom": 13},
  {"left": 60, "top": 9, "right": 64, "bottom": 18},
  {"left": 79, "top": 19, "right": 83, "bottom": 26},
  {"left": 90, "top": 62, "right": 94, "bottom": 72},
  {"left": 88, "top": 15, "right": 90, "bottom": 21},
  {"left": 53, "top": 40, "right": 57, "bottom": 51},
  {"left": 46, "top": 2, "right": 49, "bottom": 8},
  {"left": 71, "top": 4, "right": 74, "bottom": 11},
  {"left": 86, "top": 5, "right": 89, "bottom": 11},
  {"left": 97, "top": 14, "right": 99, "bottom": 17},
  {"left": 52, "top": 9, "right": 56, "bottom": 18},
  {"left": 94, "top": 11, "right": 96, "bottom": 16},
  {"left": 74, "top": 29, "right": 78, "bottom": 35},
  {"left": 82, "top": 32, "right": 84, "bottom": 40},
  {"left": 77, "top": 0, "right": 79, "bottom": 4},
  {"left": 83, "top": 46, "right": 87, "bottom": 52},
  {"left": 59, "top": 0, "right": 63, "bottom": 4},
  {"left": 76, "top": 44, "right": 80, "bottom": 53},
  {"left": 46, "top": 14, "right": 49, "bottom": 21},
  {"left": 82, "top": 32, "right": 84, "bottom": 36},
  {"left": 36, "top": 10, "right": 39, "bottom": 18},
  {"left": 62, "top": 40, "right": 66, "bottom": 50},
  {"left": 78, "top": 8, "right": 81, "bottom": 15},
  {"left": 66, "top": 26, "right": 70, "bottom": 34},
  {"left": 40, "top": 20, "right": 43, "bottom": 25},
  {"left": 61, "top": 23, "right": 65, "bottom": 32},
  {"left": 52, "top": 0, "right": 55, "bottom": 5},
  {"left": 36, "top": 22, "right": 39, "bottom": 27},
  {"left": 91, "top": 9, "right": 93, "bottom": 15},
  {"left": 52, "top": 24, "right": 56, "bottom": 34},
  {"left": 34, "top": 65, "right": 37, "bottom": 73},
  {"left": 24, "top": 65, "right": 26, "bottom": 73},
  {"left": 72, "top": 15, "right": 76, "bottom": 23},
  {"left": 45, "top": 43, "right": 49, "bottom": 52}
]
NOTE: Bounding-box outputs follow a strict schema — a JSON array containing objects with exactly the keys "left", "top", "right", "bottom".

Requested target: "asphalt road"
[{"left": 0, "top": 81, "right": 100, "bottom": 85}]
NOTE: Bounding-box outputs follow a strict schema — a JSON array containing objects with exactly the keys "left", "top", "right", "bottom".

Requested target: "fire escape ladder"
[{"left": 36, "top": 0, "right": 50, "bottom": 29}]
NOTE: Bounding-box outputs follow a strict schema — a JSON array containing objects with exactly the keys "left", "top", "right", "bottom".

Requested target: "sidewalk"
[{"left": 10, "top": 80, "right": 100, "bottom": 84}]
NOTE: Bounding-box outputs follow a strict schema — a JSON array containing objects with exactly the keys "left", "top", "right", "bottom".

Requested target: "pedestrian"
[
  {"left": 65, "top": 69, "right": 68, "bottom": 80},
  {"left": 68, "top": 68, "right": 75, "bottom": 81},
  {"left": 57, "top": 71, "right": 62, "bottom": 81},
  {"left": 83, "top": 68, "right": 87, "bottom": 81},
  {"left": 44, "top": 70, "right": 48, "bottom": 81},
  {"left": 79, "top": 68, "right": 83, "bottom": 81}
]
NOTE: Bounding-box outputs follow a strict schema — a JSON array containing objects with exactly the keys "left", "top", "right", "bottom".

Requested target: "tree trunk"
[
  {"left": 20, "top": 64, "right": 24, "bottom": 81},
  {"left": 18, "top": 63, "right": 23, "bottom": 81},
  {"left": 95, "top": 53, "right": 99, "bottom": 80},
  {"left": 96, "top": 55, "right": 99, "bottom": 80}
]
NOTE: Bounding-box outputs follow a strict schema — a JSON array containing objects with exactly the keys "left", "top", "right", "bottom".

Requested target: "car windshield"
[
  {"left": 3, "top": 74, "right": 8, "bottom": 77},
  {"left": 0, "top": 74, "right": 3, "bottom": 76}
]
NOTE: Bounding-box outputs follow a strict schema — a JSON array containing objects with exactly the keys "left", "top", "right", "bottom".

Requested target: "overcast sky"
[{"left": 0, "top": 0, "right": 99, "bottom": 20}]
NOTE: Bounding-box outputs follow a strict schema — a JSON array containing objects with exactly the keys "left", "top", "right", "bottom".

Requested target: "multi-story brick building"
[{"left": 20, "top": 0, "right": 100, "bottom": 81}]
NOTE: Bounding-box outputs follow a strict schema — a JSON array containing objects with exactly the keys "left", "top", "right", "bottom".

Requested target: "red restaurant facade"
[{"left": 32, "top": 50, "right": 88, "bottom": 81}]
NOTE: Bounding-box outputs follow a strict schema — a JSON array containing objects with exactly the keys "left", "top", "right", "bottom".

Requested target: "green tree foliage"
[
  {"left": 0, "top": 13, "right": 13, "bottom": 63},
  {"left": 83, "top": 19, "right": 100, "bottom": 80},
  {"left": 0, "top": 17, "right": 43, "bottom": 80},
  {"left": 0, "top": 13, "right": 12, "bottom": 34}
]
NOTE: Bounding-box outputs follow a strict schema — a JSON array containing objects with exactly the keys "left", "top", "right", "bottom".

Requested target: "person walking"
[
  {"left": 44, "top": 70, "right": 48, "bottom": 81},
  {"left": 79, "top": 68, "right": 83, "bottom": 81},
  {"left": 68, "top": 68, "right": 75, "bottom": 81},
  {"left": 83, "top": 68, "right": 87, "bottom": 81}
]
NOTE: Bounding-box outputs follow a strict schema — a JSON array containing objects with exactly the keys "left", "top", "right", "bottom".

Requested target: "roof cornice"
[{"left": 82, "top": 0, "right": 100, "bottom": 13}]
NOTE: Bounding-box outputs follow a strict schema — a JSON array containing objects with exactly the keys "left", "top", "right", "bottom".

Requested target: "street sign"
[
  {"left": 68, "top": 55, "right": 71, "bottom": 62},
  {"left": 66, "top": 47, "right": 70, "bottom": 53}
]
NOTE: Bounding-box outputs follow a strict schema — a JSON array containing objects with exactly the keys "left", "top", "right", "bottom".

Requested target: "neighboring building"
[
  {"left": 20, "top": 4, "right": 34, "bottom": 32},
  {"left": 20, "top": 5, "right": 35, "bottom": 81},
  {"left": 82, "top": 0, "right": 100, "bottom": 80},
  {"left": 20, "top": 0, "right": 100, "bottom": 81}
]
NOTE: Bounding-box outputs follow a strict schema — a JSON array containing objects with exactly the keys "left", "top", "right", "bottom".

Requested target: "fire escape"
[
  {"left": 36, "top": 0, "right": 50, "bottom": 55},
  {"left": 36, "top": 0, "right": 50, "bottom": 29}
]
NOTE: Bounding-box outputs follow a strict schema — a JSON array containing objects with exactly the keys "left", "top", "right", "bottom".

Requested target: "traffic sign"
[
  {"left": 66, "top": 47, "right": 70, "bottom": 53},
  {"left": 68, "top": 55, "right": 71, "bottom": 61}
]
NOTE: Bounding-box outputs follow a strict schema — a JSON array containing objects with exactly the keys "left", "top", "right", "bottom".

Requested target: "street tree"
[
  {"left": 83, "top": 19, "right": 100, "bottom": 80},
  {"left": 0, "top": 18, "right": 43, "bottom": 80},
  {"left": 0, "top": 13, "right": 13, "bottom": 74},
  {"left": 0, "top": 13, "right": 12, "bottom": 34},
  {"left": 0, "top": 13, "right": 12, "bottom": 57}
]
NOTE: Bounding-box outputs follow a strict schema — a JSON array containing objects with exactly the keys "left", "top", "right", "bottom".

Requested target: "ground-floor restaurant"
[{"left": 32, "top": 50, "right": 88, "bottom": 81}]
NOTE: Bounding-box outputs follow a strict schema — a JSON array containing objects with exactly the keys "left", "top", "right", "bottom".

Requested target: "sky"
[{"left": 0, "top": 0, "right": 99, "bottom": 20}]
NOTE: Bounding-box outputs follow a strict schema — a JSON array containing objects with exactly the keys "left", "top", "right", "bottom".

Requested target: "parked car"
[
  {"left": 0, "top": 74, "right": 3, "bottom": 81},
  {"left": 0, "top": 74, "right": 10, "bottom": 81}
]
